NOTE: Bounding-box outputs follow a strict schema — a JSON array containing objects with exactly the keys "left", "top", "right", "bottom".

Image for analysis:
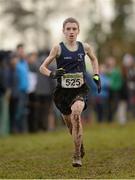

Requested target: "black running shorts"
[{"left": 53, "top": 83, "right": 89, "bottom": 115}]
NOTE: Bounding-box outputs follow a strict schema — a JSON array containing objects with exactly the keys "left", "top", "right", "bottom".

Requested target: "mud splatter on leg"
[
  {"left": 71, "top": 100, "right": 84, "bottom": 156},
  {"left": 62, "top": 114, "right": 72, "bottom": 135}
]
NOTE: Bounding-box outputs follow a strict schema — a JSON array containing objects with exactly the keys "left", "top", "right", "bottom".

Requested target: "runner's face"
[{"left": 63, "top": 22, "right": 79, "bottom": 42}]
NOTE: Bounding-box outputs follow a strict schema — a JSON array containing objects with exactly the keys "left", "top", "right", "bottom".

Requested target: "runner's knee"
[{"left": 71, "top": 100, "right": 84, "bottom": 116}]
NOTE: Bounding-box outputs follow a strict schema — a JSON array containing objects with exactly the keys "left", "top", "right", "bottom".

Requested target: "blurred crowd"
[
  {"left": 0, "top": 44, "right": 135, "bottom": 136},
  {"left": 83, "top": 54, "right": 135, "bottom": 125},
  {"left": 0, "top": 44, "right": 59, "bottom": 136}
]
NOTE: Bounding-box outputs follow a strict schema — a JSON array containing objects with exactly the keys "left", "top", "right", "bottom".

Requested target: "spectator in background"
[
  {"left": 0, "top": 51, "right": 10, "bottom": 135},
  {"left": 27, "top": 52, "right": 38, "bottom": 132},
  {"left": 35, "top": 51, "right": 56, "bottom": 131},
  {"left": 105, "top": 57, "right": 123, "bottom": 123},
  {"left": 8, "top": 53, "right": 20, "bottom": 133},
  {"left": 15, "top": 44, "right": 29, "bottom": 133},
  {"left": 116, "top": 56, "right": 129, "bottom": 125},
  {"left": 122, "top": 54, "right": 135, "bottom": 119},
  {"left": 92, "top": 64, "right": 110, "bottom": 123}
]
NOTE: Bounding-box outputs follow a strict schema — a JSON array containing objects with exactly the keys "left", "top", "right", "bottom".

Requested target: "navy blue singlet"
[{"left": 56, "top": 41, "right": 86, "bottom": 74}]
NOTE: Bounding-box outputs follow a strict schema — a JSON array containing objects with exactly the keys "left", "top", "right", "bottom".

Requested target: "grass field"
[{"left": 0, "top": 121, "right": 135, "bottom": 179}]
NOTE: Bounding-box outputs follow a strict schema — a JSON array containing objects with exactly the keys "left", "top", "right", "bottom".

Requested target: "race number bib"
[{"left": 61, "top": 73, "right": 84, "bottom": 88}]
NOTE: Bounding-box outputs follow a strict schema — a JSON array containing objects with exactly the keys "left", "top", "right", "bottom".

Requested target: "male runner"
[{"left": 39, "top": 17, "right": 101, "bottom": 167}]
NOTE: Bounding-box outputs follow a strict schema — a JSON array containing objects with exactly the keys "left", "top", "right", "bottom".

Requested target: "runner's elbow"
[{"left": 39, "top": 65, "right": 44, "bottom": 74}]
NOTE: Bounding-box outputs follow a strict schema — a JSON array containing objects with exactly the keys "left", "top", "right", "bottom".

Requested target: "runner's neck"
[{"left": 64, "top": 41, "right": 78, "bottom": 51}]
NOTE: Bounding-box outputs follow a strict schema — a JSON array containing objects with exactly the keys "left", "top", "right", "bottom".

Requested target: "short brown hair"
[
  {"left": 16, "top": 43, "right": 24, "bottom": 49},
  {"left": 63, "top": 17, "right": 79, "bottom": 29}
]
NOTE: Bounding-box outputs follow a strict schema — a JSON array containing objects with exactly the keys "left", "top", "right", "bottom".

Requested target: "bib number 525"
[
  {"left": 61, "top": 73, "right": 84, "bottom": 88},
  {"left": 65, "top": 78, "right": 81, "bottom": 87}
]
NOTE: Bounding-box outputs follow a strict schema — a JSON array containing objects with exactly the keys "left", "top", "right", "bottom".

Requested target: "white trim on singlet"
[{"left": 56, "top": 41, "right": 88, "bottom": 58}]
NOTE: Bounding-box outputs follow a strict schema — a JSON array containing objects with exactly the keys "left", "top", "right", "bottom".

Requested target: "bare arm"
[
  {"left": 84, "top": 43, "right": 99, "bottom": 74},
  {"left": 39, "top": 45, "right": 59, "bottom": 76}
]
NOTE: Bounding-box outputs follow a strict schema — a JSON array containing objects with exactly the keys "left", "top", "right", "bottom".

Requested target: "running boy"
[{"left": 39, "top": 17, "right": 101, "bottom": 167}]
